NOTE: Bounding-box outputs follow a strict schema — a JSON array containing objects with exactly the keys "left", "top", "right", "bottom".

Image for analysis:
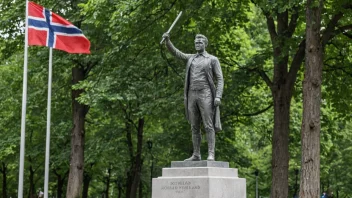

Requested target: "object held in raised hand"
[{"left": 160, "top": 11, "right": 183, "bottom": 44}]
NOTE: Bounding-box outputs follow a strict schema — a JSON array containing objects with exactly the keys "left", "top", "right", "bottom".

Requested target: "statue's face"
[{"left": 194, "top": 39, "right": 206, "bottom": 52}]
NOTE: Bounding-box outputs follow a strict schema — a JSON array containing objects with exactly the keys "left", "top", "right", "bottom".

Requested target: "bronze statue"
[{"left": 162, "top": 33, "right": 224, "bottom": 161}]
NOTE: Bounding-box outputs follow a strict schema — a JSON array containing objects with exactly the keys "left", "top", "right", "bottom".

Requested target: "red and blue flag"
[{"left": 28, "top": 1, "right": 90, "bottom": 54}]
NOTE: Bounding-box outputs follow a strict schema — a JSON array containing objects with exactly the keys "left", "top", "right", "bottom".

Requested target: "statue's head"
[{"left": 194, "top": 34, "right": 208, "bottom": 52}]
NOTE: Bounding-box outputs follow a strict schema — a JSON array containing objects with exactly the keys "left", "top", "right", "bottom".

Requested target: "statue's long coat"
[{"left": 183, "top": 52, "right": 224, "bottom": 132}]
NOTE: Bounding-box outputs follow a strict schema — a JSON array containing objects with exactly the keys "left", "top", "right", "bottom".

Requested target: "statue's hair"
[{"left": 194, "top": 34, "right": 208, "bottom": 47}]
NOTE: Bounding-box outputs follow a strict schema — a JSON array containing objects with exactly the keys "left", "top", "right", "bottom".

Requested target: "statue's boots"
[
  {"left": 184, "top": 131, "right": 201, "bottom": 161},
  {"left": 206, "top": 128, "right": 215, "bottom": 161},
  {"left": 184, "top": 154, "right": 201, "bottom": 161}
]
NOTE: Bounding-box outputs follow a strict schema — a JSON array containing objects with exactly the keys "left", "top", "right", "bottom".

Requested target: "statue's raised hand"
[{"left": 162, "top": 33, "right": 170, "bottom": 41}]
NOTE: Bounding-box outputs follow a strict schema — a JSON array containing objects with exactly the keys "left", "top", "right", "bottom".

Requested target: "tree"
[
  {"left": 0, "top": 62, "right": 22, "bottom": 198},
  {"left": 248, "top": 0, "right": 352, "bottom": 196},
  {"left": 2, "top": 0, "right": 352, "bottom": 196},
  {"left": 300, "top": 0, "right": 324, "bottom": 196}
]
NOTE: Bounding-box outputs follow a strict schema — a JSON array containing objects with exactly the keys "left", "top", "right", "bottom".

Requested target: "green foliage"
[{"left": 0, "top": 0, "right": 352, "bottom": 197}]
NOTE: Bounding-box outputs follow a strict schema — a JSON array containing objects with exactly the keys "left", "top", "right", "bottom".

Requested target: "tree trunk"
[
  {"left": 271, "top": 87, "right": 291, "bottom": 198},
  {"left": 269, "top": 29, "right": 291, "bottom": 198},
  {"left": 126, "top": 171, "right": 132, "bottom": 198},
  {"left": 117, "top": 177, "right": 123, "bottom": 198},
  {"left": 299, "top": 0, "right": 323, "bottom": 197},
  {"left": 28, "top": 165, "right": 35, "bottom": 198},
  {"left": 57, "top": 176, "right": 64, "bottom": 198},
  {"left": 138, "top": 158, "right": 144, "bottom": 198},
  {"left": 125, "top": 121, "right": 134, "bottom": 198},
  {"left": 105, "top": 168, "right": 112, "bottom": 198},
  {"left": 82, "top": 171, "right": 92, "bottom": 198},
  {"left": 138, "top": 177, "right": 143, "bottom": 198},
  {"left": 264, "top": 10, "right": 302, "bottom": 197},
  {"left": 1, "top": 162, "right": 7, "bottom": 198},
  {"left": 66, "top": 66, "right": 89, "bottom": 198},
  {"left": 129, "top": 118, "right": 144, "bottom": 198},
  {"left": 54, "top": 170, "right": 67, "bottom": 198}
]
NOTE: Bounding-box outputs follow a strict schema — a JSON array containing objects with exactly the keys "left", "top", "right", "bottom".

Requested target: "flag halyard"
[{"left": 28, "top": 1, "right": 90, "bottom": 54}]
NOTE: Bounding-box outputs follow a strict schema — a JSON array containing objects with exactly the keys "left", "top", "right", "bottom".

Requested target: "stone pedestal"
[{"left": 152, "top": 161, "right": 246, "bottom": 198}]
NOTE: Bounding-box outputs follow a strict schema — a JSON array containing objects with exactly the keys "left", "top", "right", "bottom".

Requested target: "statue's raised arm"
[{"left": 162, "top": 33, "right": 192, "bottom": 61}]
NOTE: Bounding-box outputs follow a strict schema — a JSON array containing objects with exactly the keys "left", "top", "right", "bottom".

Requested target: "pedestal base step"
[{"left": 152, "top": 161, "right": 246, "bottom": 198}]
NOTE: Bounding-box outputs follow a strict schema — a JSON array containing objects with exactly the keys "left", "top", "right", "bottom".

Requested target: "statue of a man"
[{"left": 162, "top": 33, "right": 224, "bottom": 161}]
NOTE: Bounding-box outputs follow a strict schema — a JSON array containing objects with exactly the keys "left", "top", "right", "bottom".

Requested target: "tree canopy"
[{"left": 0, "top": 0, "right": 351, "bottom": 197}]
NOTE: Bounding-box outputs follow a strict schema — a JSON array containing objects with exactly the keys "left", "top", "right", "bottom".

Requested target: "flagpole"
[
  {"left": 18, "top": 0, "right": 29, "bottom": 197},
  {"left": 44, "top": 47, "right": 53, "bottom": 198}
]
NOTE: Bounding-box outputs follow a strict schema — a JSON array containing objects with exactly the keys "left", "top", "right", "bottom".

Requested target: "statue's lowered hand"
[{"left": 214, "top": 98, "right": 221, "bottom": 107}]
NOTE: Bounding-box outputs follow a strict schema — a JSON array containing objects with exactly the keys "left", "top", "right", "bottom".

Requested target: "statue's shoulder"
[
  {"left": 207, "top": 53, "right": 219, "bottom": 61},
  {"left": 204, "top": 52, "right": 217, "bottom": 58}
]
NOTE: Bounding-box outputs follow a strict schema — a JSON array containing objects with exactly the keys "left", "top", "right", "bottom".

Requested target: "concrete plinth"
[{"left": 152, "top": 161, "right": 246, "bottom": 198}]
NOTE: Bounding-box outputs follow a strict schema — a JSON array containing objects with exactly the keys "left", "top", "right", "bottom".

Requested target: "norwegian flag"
[{"left": 28, "top": 1, "right": 90, "bottom": 54}]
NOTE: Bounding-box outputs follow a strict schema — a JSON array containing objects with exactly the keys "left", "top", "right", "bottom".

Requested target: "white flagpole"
[
  {"left": 44, "top": 47, "right": 53, "bottom": 198},
  {"left": 18, "top": 0, "right": 29, "bottom": 197}
]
